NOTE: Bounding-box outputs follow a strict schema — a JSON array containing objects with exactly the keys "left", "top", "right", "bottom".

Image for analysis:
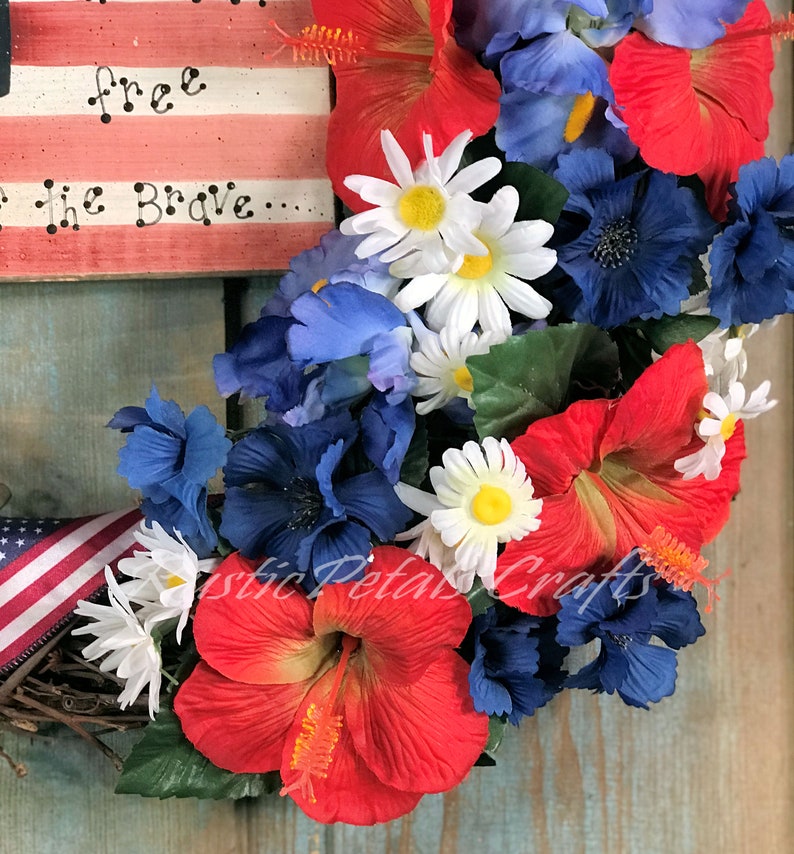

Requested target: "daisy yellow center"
[
  {"left": 398, "top": 185, "right": 446, "bottom": 231},
  {"left": 470, "top": 484, "right": 512, "bottom": 525},
  {"left": 564, "top": 91, "right": 596, "bottom": 143},
  {"left": 453, "top": 365, "right": 474, "bottom": 392},
  {"left": 165, "top": 573, "right": 185, "bottom": 589},
  {"left": 311, "top": 278, "right": 329, "bottom": 293},
  {"left": 456, "top": 246, "right": 494, "bottom": 279},
  {"left": 720, "top": 413, "right": 738, "bottom": 441}
]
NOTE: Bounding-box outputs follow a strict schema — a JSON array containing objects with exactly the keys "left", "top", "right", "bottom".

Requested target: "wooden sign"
[{"left": 0, "top": 0, "right": 334, "bottom": 280}]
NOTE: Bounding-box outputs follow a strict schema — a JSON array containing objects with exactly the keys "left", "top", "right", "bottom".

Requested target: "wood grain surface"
[{"left": 2, "top": 5, "right": 793, "bottom": 852}]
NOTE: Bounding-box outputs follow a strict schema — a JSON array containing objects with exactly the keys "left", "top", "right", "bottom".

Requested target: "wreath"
[{"left": 1, "top": 0, "right": 791, "bottom": 827}]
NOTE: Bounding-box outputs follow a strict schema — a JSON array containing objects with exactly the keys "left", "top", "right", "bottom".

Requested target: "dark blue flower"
[
  {"left": 553, "top": 149, "right": 714, "bottom": 328},
  {"left": 219, "top": 413, "right": 412, "bottom": 589},
  {"left": 708, "top": 155, "right": 794, "bottom": 326},
  {"left": 265, "top": 228, "right": 400, "bottom": 318},
  {"left": 360, "top": 393, "right": 415, "bottom": 484},
  {"left": 556, "top": 555, "right": 705, "bottom": 708},
  {"left": 469, "top": 604, "right": 566, "bottom": 724},
  {"left": 108, "top": 386, "right": 231, "bottom": 557},
  {"left": 213, "top": 314, "right": 314, "bottom": 412}
]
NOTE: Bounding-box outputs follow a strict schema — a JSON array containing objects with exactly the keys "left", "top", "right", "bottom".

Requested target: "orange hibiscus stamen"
[
  {"left": 638, "top": 526, "right": 729, "bottom": 613},
  {"left": 280, "top": 633, "right": 359, "bottom": 804}
]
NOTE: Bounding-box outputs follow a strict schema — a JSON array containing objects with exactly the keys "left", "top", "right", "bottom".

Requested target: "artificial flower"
[
  {"left": 174, "top": 547, "right": 489, "bottom": 824},
  {"left": 73, "top": 567, "right": 162, "bottom": 718},
  {"left": 220, "top": 414, "right": 412, "bottom": 587},
  {"left": 392, "top": 186, "right": 557, "bottom": 337},
  {"left": 287, "top": 282, "right": 416, "bottom": 405},
  {"left": 552, "top": 150, "right": 713, "bottom": 327},
  {"left": 468, "top": 604, "right": 565, "bottom": 724},
  {"left": 494, "top": 342, "right": 745, "bottom": 616},
  {"left": 634, "top": 0, "right": 752, "bottom": 48},
  {"left": 709, "top": 155, "right": 794, "bottom": 326},
  {"left": 311, "top": 0, "right": 500, "bottom": 212},
  {"left": 557, "top": 554, "right": 705, "bottom": 708},
  {"left": 410, "top": 327, "right": 503, "bottom": 415},
  {"left": 116, "top": 521, "right": 220, "bottom": 643},
  {"left": 675, "top": 380, "right": 776, "bottom": 480},
  {"left": 610, "top": 0, "right": 774, "bottom": 218},
  {"left": 108, "top": 387, "right": 231, "bottom": 558},
  {"left": 359, "top": 393, "right": 415, "bottom": 484},
  {"left": 340, "top": 129, "right": 500, "bottom": 274},
  {"left": 402, "top": 436, "right": 543, "bottom": 593}
]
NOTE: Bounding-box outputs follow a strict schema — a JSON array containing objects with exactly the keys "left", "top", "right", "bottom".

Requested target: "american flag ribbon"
[{"left": 0, "top": 507, "right": 142, "bottom": 673}]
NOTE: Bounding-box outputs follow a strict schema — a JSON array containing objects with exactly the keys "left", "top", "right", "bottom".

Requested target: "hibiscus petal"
[
  {"left": 194, "top": 554, "right": 335, "bottom": 685},
  {"left": 280, "top": 668, "right": 423, "bottom": 824},
  {"left": 344, "top": 652, "right": 489, "bottom": 793},
  {"left": 312, "top": 546, "right": 472, "bottom": 683},
  {"left": 174, "top": 661, "right": 311, "bottom": 773}
]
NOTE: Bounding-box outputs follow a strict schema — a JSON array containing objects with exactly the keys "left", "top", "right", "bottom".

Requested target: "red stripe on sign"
[
  {"left": 11, "top": 0, "right": 317, "bottom": 68},
  {"left": 0, "top": 221, "right": 333, "bottom": 277},
  {"left": 0, "top": 114, "right": 329, "bottom": 182}
]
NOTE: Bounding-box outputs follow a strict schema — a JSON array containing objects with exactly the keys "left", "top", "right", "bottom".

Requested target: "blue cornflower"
[
  {"left": 287, "top": 283, "right": 416, "bottom": 405},
  {"left": 108, "top": 386, "right": 231, "bottom": 557},
  {"left": 265, "top": 228, "right": 400, "bottom": 318},
  {"left": 553, "top": 149, "right": 714, "bottom": 328},
  {"left": 556, "top": 555, "right": 705, "bottom": 708},
  {"left": 219, "top": 413, "right": 412, "bottom": 588},
  {"left": 469, "top": 604, "right": 566, "bottom": 724},
  {"left": 708, "top": 155, "right": 794, "bottom": 327}
]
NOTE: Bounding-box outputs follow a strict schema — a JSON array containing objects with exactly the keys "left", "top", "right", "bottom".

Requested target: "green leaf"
[
  {"left": 611, "top": 327, "right": 654, "bottom": 390},
  {"left": 638, "top": 313, "right": 720, "bottom": 354},
  {"left": 115, "top": 707, "right": 280, "bottom": 800},
  {"left": 474, "top": 161, "right": 569, "bottom": 225},
  {"left": 466, "top": 578, "right": 496, "bottom": 617},
  {"left": 485, "top": 715, "right": 508, "bottom": 754},
  {"left": 469, "top": 324, "right": 619, "bottom": 442},
  {"left": 399, "top": 416, "right": 429, "bottom": 487}
]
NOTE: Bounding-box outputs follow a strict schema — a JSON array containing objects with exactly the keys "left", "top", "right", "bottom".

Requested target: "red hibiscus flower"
[
  {"left": 310, "top": 0, "right": 501, "bottom": 211},
  {"left": 610, "top": 0, "right": 773, "bottom": 219},
  {"left": 175, "top": 546, "right": 488, "bottom": 825},
  {"left": 493, "top": 342, "right": 745, "bottom": 616}
]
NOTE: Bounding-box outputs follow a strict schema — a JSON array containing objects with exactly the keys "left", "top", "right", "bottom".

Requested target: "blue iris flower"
[
  {"left": 288, "top": 283, "right": 416, "bottom": 405},
  {"left": 556, "top": 555, "right": 705, "bottom": 709},
  {"left": 265, "top": 228, "right": 400, "bottom": 318},
  {"left": 219, "top": 413, "right": 413, "bottom": 589},
  {"left": 709, "top": 155, "right": 794, "bottom": 327},
  {"left": 469, "top": 605, "right": 566, "bottom": 724},
  {"left": 635, "top": 0, "right": 750, "bottom": 49},
  {"left": 552, "top": 149, "right": 714, "bottom": 328},
  {"left": 108, "top": 386, "right": 231, "bottom": 557}
]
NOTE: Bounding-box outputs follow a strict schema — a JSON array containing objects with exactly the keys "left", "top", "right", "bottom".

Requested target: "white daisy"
[
  {"left": 116, "top": 521, "right": 219, "bottom": 644},
  {"left": 396, "top": 438, "right": 542, "bottom": 593},
  {"left": 73, "top": 567, "right": 162, "bottom": 718},
  {"left": 391, "top": 185, "right": 557, "bottom": 338},
  {"left": 339, "top": 129, "right": 501, "bottom": 274},
  {"left": 675, "top": 380, "right": 777, "bottom": 481},
  {"left": 410, "top": 326, "right": 503, "bottom": 415}
]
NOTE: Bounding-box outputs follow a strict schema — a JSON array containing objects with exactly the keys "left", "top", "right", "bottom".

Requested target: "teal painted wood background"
[{"left": 2, "top": 8, "right": 794, "bottom": 852}]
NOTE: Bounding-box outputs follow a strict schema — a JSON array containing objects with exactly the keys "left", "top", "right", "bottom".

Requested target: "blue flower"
[
  {"left": 556, "top": 555, "right": 705, "bottom": 708},
  {"left": 287, "top": 283, "right": 416, "bottom": 404},
  {"left": 213, "top": 314, "right": 314, "bottom": 411},
  {"left": 219, "top": 413, "right": 413, "bottom": 588},
  {"left": 708, "top": 156, "right": 794, "bottom": 326},
  {"left": 108, "top": 386, "right": 231, "bottom": 557},
  {"left": 265, "top": 228, "right": 400, "bottom": 318},
  {"left": 553, "top": 149, "right": 714, "bottom": 328},
  {"left": 634, "top": 0, "right": 751, "bottom": 49},
  {"left": 469, "top": 605, "right": 566, "bottom": 724},
  {"left": 360, "top": 393, "right": 415, "bottom": 485}
]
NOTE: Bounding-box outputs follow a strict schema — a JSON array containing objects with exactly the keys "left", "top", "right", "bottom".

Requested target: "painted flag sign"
[
  {"left": 0, "top": 0, "right": 333, "bottom": 279},
  {"left": 0, "top": 507, "right": 142, "bottom": 672}
]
